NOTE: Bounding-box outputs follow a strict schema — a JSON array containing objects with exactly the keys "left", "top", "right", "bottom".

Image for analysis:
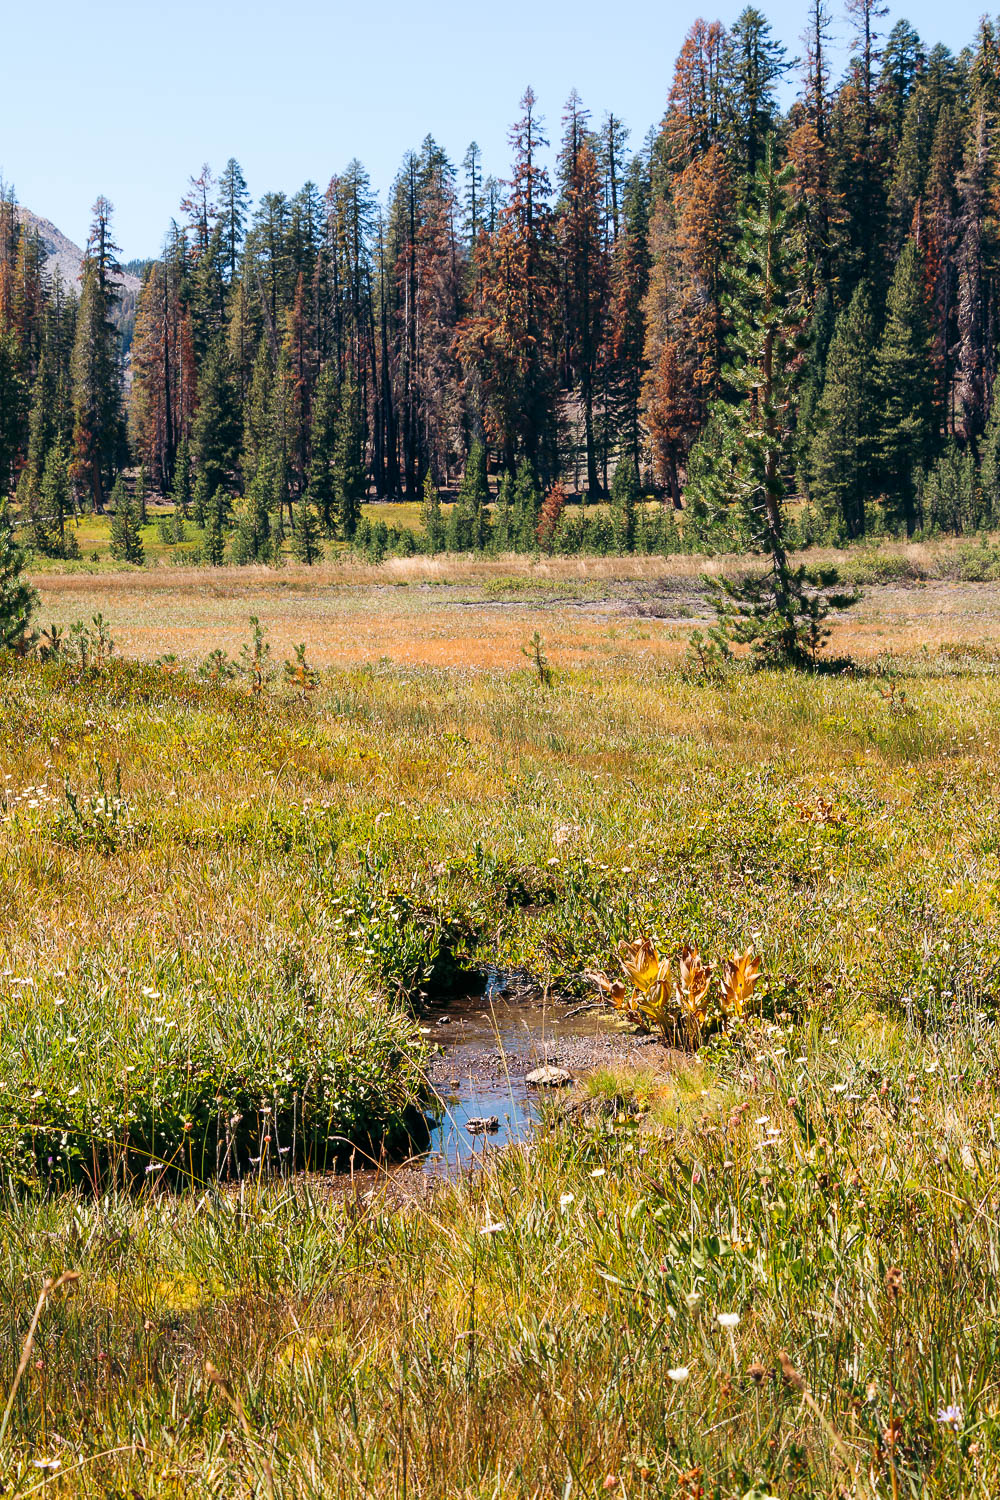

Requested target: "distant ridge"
[{"left": 14, "top": 207, "right": 142, "bottom": 296}]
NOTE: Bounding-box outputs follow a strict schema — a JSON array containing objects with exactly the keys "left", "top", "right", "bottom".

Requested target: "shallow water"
[{"left": 418, "top": 971, "right": 619, "bottom": 1176}]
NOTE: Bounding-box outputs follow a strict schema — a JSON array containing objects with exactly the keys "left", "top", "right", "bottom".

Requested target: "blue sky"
[{"left": 1, "top": 0, "right": 985, "bottom": 260}]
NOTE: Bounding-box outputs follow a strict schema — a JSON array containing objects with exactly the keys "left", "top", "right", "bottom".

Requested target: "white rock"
[{"left": 525, "top": 1065, "right": 572, "bottom": 1087}]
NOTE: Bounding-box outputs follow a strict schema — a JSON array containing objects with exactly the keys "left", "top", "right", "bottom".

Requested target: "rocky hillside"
[{"left": 14, "top": 207, "right": 141, "bottom": 295}]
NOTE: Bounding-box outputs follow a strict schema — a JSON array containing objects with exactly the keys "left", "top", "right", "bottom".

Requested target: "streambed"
[{"left": 417, "top": 972, "right": 663, "bottom": 1176}]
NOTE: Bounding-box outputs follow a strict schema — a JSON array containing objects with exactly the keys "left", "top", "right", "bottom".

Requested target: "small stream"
[{"left": 416, "top": 971, "right": 634, "bottom": 1176}]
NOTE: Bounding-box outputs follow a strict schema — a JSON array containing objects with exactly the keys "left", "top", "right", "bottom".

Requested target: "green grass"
[{"left": 3, "top": 588, "right": 1000, "bottom": 1491}]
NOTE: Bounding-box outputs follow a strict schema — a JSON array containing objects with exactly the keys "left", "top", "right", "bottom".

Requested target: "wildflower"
[
  {"left": 717, "top": 1312, "right": 739, "bottom": 1329},
  {"left": 589, "top": 1168, "right": 605, "bottom": 1178},
  {"left": 559, "top": 1193, "right": 575, "bottom": 1209},
  {"left": 667, "top": 1366, "right": 690, "bottom": 1382},
  {"left": 684, "top": 1291, "right": 702, "bottom": 1311},
  {"left": 937, "top": 1405, "right": 962, "bottom": 1431},
  {"left": 479, "top": 1220, "right": 506, "bottom": 1236}
]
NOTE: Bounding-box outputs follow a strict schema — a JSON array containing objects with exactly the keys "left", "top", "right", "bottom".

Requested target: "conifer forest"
[{"left": 5, "top": 4, "right": 1000, "bottom": 567}]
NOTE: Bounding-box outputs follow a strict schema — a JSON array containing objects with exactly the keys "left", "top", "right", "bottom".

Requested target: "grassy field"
[{"left": 2, "top": 551, "right": 1000, "bottom": 1493}]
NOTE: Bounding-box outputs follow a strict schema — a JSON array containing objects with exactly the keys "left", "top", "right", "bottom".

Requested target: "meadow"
[{"left": 1, "top": 546, "right": 1000, "bottom": 1494}]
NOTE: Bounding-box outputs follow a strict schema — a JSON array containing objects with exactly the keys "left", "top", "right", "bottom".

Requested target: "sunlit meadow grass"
[{"left": 2, "top": 564, "right": 1000, "bottom": 1493}]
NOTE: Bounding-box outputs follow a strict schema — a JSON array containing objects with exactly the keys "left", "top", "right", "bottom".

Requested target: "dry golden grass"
[{"left": 29, "top": 549, "right": 1000, "bottom": 669}]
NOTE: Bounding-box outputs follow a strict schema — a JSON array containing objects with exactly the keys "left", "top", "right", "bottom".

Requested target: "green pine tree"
[
  {"left": 19, "top": 470, "right": 53, "bottom": 556},
  {"left": 446, "top": 492, "right": 475, "bottom": 551},
  {"left": 332, "top": 374, "right": 365, "bottom": 538},
  {"left": 306, "top": 365, "right": 340, "bottom": 533},
  {"left": 420, "top": 471, "right": 447, "bottom": 552},
  {"left": 0, "top": 330, "right": 28, "bottom": 502},
  {"left": 513, "top": 460, "right": 541, "bottom": 551},
  {"left": 231, "top": 473, "right": 274, "bottom": 565},
  {"left": 687, "top": 141, "right": 854, "bottom": 667},
  {"left": 453, "top": 441, "right": 491, "bottom": 551},
  {"left": 170, "top": 438, "right": 192, "bottom": 540},
  {"left": 203, "top": 487, "right": 228, "bottom": 566},
  {"left": 979, "top": 396, "right": 1000, "bottom": 526},
  {"left": 108, "top": 477, "right": 144, "bottom": 565},
  {"left": 39, "top": 442, "right": 78, "bottom": 558},
  {"left": 0, "top": 500, "right": 37, "bottom": 650},
  {"left": 191, "top": 340, "right": 241, "bottom": 510},
  {"left": 492, "top": 473, "right": 514, "bottom": 552},
  {"left": 611, "top": 455, "right": 639, "bottom": 553},
  {"left": 292, "top": 493, "right": 322, "bottom": 564},
  {"left": 873, "top": 237, "right": 937, "bottom": 534}
]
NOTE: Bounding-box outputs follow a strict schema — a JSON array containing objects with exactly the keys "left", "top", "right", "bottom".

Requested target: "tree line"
[{"left": 5, "top": 2, "right": 1000, "bottom": 568}]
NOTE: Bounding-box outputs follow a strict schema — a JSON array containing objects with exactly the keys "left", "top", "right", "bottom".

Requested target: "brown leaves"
[
  {"left": 677, "top": 943, "right": 712, "bottom": 1034},
  {"left": 720, "top": 949, "right": 762, "bottom": 1018},
  {"left": 795, "top": 795, "right": 847, "bottom": 826},
  {"left": 777, "top": 1348, "right": 806, "bottom": 1391},
  {"left": 592, "top": 937, "right": 763, "bottom": 1048},
  {"left": 617, "top": 937, "right": 660, "bottom": 994}
]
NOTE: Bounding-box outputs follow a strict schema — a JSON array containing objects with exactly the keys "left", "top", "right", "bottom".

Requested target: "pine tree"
[
  {"left": 873, "top": 236, "right": 936, "bottom": 531},
  {"left": 922, "top": 440, "right": 981, "bottom": 533},
  {"left": 455, "top": 440, "right": 490, "bottom": 549},
  {"left": 807, "top": 281, "right": 878, "bottom": 538},
  {"left": 171, "top": 437, "right": 192, "bottom": 524},
  {"left": 306, "top": 364, "right": 339, "bottom": 531},
  {"left": 688, "top": 142, "right": 854, "bottom": 665},
  {"left": 108, "top": 477, "right": 144, "bottom": 565},
  {"left": 191, "top": 339, "right": 240, "bottom": 506},
  {"left": 71, "top": 198, "right": 124, "bottom": 512},
  {"left": 492, "top": 472, "right": 514, "bottom": 551},
  {"left": 980, "top": 395, "right": 1000, "bottom": 524},
  {"left": 605, "top": 158, "right": 649, "bottom": 478},
  {"left": 218, "top": 158, "right": 251, "bottom": 286},
  {"left": 420, "top": 470, "right": 447, "bottom": 552},
  {"left": 0, "top": 330, "right": 27, "bottom": 501},
  {"left": 39, "top": 441, "right": 77, "bottom": 557},
  {"left": 203, "top": 487, "right": 228, "bottom": 566},
  {"left": 292, "top": 493, "right": 322, "bottom": 564},
  {"left": 557, "top": 93, "right": 608, "bottom": 497},
  {"left": 446, "top": 447, "right": 487, "bottom": 552},
  {"left": 513, "top": 459, "right": 541, "bottom": 550},
  {"left": 0, "top": 500, "right": 36, "bottom": 650},
  {"left": 19, "top": 469, "right": 53, "bottom": 556},
  {"left": 230, "top": 474, "right": 273, "bottom": 565},
  {"left": 332, "top": 373, "right": 365, "bottom": 537},
  {"left": 723, "top": 7, "right": 790, "bottom": 177},
  {"left": 611, "top": 455, "right": 640, "bottom": 552}
]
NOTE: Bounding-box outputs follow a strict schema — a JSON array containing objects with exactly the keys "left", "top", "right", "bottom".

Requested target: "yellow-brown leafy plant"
[
  {"left": 794, "top": 795, "right": 847, "bottom": 826},
  {"left": 592, "top": 937, "right": 761, "bottom": 1048},
  {"left": 719, "top": 949, "right": 761, "bottom": 1018}
]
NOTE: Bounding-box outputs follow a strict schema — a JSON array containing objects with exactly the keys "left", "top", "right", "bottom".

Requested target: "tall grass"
[{"left": 2, "top": 590, "right": 1000, "bottom": 1490}]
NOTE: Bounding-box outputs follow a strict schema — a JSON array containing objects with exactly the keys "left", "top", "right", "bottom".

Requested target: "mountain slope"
[{"left": 14, "top": 207, "right": 141, "bottom": 295}]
